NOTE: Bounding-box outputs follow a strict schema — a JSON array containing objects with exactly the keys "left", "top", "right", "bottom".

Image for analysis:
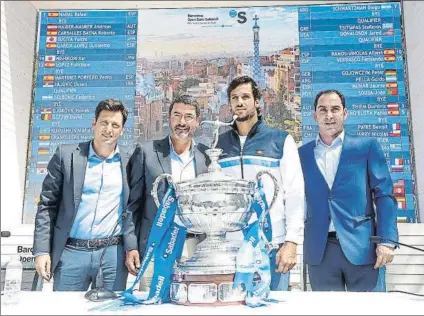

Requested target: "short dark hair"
[
  {"left": 313, "top": 89, "right": 346, "bottom": 111},
  {"left": 169, "top": 94, "right": 200, "bottom": 117},
  {"left": 95, "top": 98, "right": 129, "bottom": 126},
  {"left": 227, "top": 75, "right": 262, "bottom": 103}
]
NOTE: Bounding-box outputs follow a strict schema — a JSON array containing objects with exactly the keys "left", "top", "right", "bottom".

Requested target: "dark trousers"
[{"left": 308, "top": 236, "right": 378, "bottom": 291}]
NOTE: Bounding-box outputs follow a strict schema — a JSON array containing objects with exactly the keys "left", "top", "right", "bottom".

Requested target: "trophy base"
[{"left": 170, "top": 273, "right": 246, "bottom": 306}]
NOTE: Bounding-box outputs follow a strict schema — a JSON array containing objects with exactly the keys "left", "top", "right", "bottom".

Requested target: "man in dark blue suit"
[{"left": 298, "top": 89, "right": 398, "bottom": 291}]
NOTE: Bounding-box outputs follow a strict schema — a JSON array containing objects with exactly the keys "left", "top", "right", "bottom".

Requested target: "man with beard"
[
  {"left": 124, "top": 95, "right": 209, "bottom": 290},
  {"left": 217, "top": 76, "right": 305, "bottom": 291},
  {"left": 298, "top": 89, "right": 398, "bottom": 291}
]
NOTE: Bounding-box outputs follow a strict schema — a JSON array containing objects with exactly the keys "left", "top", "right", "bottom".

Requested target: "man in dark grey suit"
[
  {"left": 124, "top": 95, "right": 209, "bottom": 289},
  {"left": 33, "top": 99, "right": 135, "bottom": 291}
]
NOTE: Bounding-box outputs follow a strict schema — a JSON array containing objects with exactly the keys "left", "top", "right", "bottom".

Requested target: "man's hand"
[
  {"left": 275, "top": 241, "right": 297, "bottom": 274},
  {"left": 35, "top": 254, "right": 51, "bottom": 281},
  {"left": 126, "top": 250, "right": 140, "bottom": 276},
  {"left": 374, "top": 244, "right": 395, "bottom": 269}
]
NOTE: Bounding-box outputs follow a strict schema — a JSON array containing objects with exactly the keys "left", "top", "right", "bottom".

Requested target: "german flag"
[
  {"left": 48, "top": 12, "right": 59, "bottom": 17},
  {"left": 385, "top": 69, "right": 397, "bottom": 76}
]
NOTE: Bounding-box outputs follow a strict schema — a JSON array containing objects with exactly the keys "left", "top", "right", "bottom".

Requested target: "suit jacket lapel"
[
  {"left": 194, "top": 145, "right": 208, "bottom": 176},
  {"left": 154, "top": 137, "right": 172, "bottom": 175},
  {"left": 72, "top": 142, "right": 89, "bottom": 213},
  {"left": 305, "top": 142, "right": 330, "bottom": 191},
  {"left": 120, "top": 149, "right": 130, "bottom": 210}
]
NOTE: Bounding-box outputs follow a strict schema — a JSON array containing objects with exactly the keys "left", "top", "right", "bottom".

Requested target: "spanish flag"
[
  {"left": 386, "top": 82, "right": 398, "bottom": 89},
  {"left": 44, "top": 62, "right": 56, "bottom": 68},
  {"left": 39, "top": 134, "right": 51, "bottom": 141},
  {"left": 48, "top": 12, "right": 59, "bottom": 17},
  {"left": 46, "top": 43, "right": 57, "bottom": 49},
  {"left": 43, "top": 75, "right": 55, "bottom": 81},
  {"left": 384, "top": 49, "right": 395, "bottom": 55},
  {"left": 384, "top": 56, "right": 396, "bottom": 62},
  {"left": 47, "top": 30, "right": 58, "bottom": 36}
]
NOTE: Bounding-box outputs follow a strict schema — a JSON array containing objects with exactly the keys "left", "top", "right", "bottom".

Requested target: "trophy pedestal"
[
  {"left": 170, "top": 273, "right": 246, "bottom": 306},
  {"left": 169, "top": 237, "right": 246, "bottom": 306}
]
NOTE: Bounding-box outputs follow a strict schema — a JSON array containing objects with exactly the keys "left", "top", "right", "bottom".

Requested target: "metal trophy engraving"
[{"left": 152, "top": 116, "right": 279, "bottom": 306}]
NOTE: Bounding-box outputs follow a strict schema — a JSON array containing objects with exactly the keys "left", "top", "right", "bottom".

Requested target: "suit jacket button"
[{"left": 328, "top": 195, "right": 332, "bottom": 200}]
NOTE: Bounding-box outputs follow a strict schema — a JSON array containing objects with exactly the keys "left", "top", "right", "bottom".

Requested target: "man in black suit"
[{"left": 125, "top": 95, "right": 209, "bottom": 290}]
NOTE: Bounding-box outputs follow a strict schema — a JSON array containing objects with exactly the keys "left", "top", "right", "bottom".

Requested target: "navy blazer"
[{"left": 299, "top": 134, "right": 398, "bottom": 265}]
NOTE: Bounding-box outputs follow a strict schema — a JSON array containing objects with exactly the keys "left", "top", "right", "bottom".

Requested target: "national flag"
[
  {"left": 47, "top": 30, "right": 58, "bottom": 36},
  {"left": 48, "top": 12, "right": 59, "bottom": 17},
  {"left": 387, "top": 88, "right": 398, "bottom": 96},
  {"left": 381, "top": 4, "right": 392, "bottom": 9},
  {"left": 384, "top": 56, "right": 396, "bottom": 62},
  {"left": 382, "top": 23, "right": 394, "bottom": 29},
  {"left": 385, "top": 69, "right": 397, "bottom": 76},
  {"left": 42, "top": 95, "right": 53, "bottom": 100},
  {"left": 46, "top": 36, "right": 57, "bottom": 43},
  {"left": 44, "top": 55, "right": 56, "bottom": 62},
  {"left": 385, "top": 75, "right": 397, "bottom": 82},
  {"left": 388, "top": 110, "right": 399, "bottom": 116},
  {"left": 38, "top": 148, "right": 50, "bottom": 155},
  {"left": 41, "top": 107, "right": 52, "bottom": 120},
  {"left": 46, "top": 43, "right": 57, "bottom": 49},
  {"left": 39, "top": 141, "right": 50, "bottom": 147},
  {"left": 386, "top": 82, "right": 398, "bottom": 88},
  {"left": 393, "top": 179, "right": 406, "bottom": 195},
  {"left": 396, "top": 196, "right": 406, "bottom": 209},
  {"left": 387, "top": 102, "right": 399, "bottom": 110},
  {"left": 36, "top": 168, "right": 48, "bottom": 175},
  {"left": 383, "top": 29, "right": 394, "bottom": 36},
  {"left": 39, "top": 134, "right": 51, "bottom": 140},
  {"left": 43, "top": 75, "right": 55, "bottom": 81},
  {"left": 384, "top": 49, "right": 395, "bottom": 55},
  {"left": 395, "top": 158, "right": 404, "bottom": 165},
  {"left": 389, "top": 123, "right": 401, "bottom": 137},
  {"left": 47, "top": 24, "right": 58, "bottom": 30},
  {"left": 390, "top": 143, "right": 402, "bottom": 152},
  {"left": 44, "top": 62, "right": 56, "bottom": 68},
  {"left": 43, "top": 80, "right": 54, "bottom": 88},
  {"left": 36, "top": 161, "right": 49, "bottom": 168},
  {"left": 397, "top": 217, "right": 408, "bottom": 223}
]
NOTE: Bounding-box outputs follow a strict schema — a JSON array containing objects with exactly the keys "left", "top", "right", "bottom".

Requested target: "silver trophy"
[{"left": 152, "top": 116, "right": 278, "bottom": 306}]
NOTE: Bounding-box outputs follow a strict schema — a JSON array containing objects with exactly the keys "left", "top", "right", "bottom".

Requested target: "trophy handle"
[
  {"left": 255, "top": 170, "right": 279, "bottom": 217},
  {"left": 151, "top": 173, "right": 174, "bottom": 208}
]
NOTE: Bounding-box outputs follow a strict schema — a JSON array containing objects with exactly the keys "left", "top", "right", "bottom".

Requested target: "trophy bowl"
[{"left": 152, "top": 149, "right": 278, "bottom": 306}]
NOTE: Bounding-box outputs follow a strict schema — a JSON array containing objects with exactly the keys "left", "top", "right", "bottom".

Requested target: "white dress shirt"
[{"left": 314, "top": 131, "right": 345, "bottom": 232}]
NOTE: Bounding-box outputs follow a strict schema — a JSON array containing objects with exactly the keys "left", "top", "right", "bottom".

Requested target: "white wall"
[
  {"left": 1, "top": 1, "right": 37, "bottom": 231},
  {"left": 403, "top": 1, "right": 424, "bottom": 222}
]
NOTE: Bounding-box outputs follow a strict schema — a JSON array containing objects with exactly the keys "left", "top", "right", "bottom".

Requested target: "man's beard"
[{"left": 234, "top": 110, "right": 256, "bottom": 122}]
